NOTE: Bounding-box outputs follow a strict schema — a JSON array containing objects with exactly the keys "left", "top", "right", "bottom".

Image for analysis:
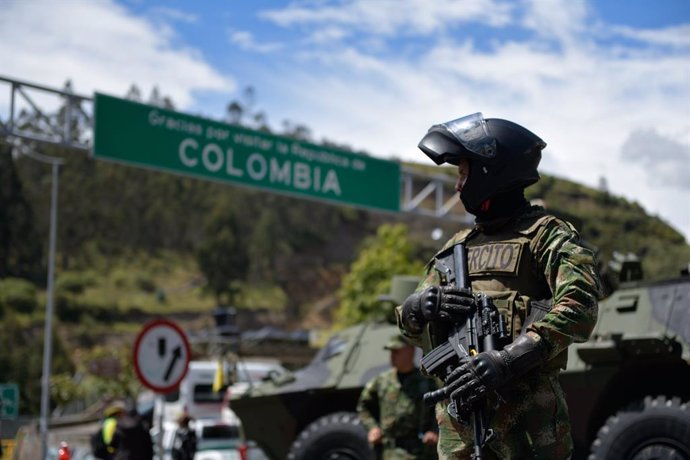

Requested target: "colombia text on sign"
[{"left": 93, "top": 93, "right": 400, "bottom": 212}]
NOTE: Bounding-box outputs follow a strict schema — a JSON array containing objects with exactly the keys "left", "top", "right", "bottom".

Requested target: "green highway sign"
[
  {"left": 0, "top": 383, "right": 18, "bottom": 419},
  {"left": 93, "top": 93, "right": 401, "bottom": 212}
]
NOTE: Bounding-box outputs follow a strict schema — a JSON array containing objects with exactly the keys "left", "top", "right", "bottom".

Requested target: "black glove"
[
  {"left": 401, "top": 285, "right": 476, "bottom": 333},
  {"left": 443, "top": 334, "right": 547, "bottom": 411}
]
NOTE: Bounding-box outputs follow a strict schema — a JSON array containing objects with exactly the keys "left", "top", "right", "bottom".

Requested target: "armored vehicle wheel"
[
  {"left": 589, "top": 396, "right": 690, "bottom": 460},
  {"left": 287, "top": 411, "right": 374, "bottom": 460}
]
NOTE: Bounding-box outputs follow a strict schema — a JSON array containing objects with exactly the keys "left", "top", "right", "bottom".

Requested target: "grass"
[
  {"left": 35, "top": 250, "right": 291, "bottom": 322},
  {"left": 64, "top": 251, "right": 216, "bottom": 314}
]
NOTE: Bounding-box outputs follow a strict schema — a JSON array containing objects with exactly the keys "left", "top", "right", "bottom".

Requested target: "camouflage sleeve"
[
  {"left": 356, "top": 374, "right": 381, "bottom": 432},
  {"left": 396, "top": 230, "right": 471, "bottom": 348},
  {"left": 527, "top": 218, "right": 602, "bottom": 360},
  {"left": 395, "top": 268, "right": 440, "bottom": 348}
]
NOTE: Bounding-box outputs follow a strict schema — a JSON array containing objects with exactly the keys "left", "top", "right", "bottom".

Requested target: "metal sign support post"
[
  {"left": 16, "top": 147, "right": 65, "bottom": 460},
  {"left": 157, "top": 393, "right": 165, "bottom": 460},
  {"left": 41, "top": 156, "right": 62, "bottom": 460}
]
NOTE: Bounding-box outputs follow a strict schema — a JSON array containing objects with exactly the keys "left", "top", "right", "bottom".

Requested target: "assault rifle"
[{"left": 420, "top": 243, "right": 509, "bottom": 460}]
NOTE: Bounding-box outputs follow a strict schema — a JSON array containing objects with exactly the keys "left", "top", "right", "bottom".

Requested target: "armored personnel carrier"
[
  {"left": 228, "top": 276, "right": 418, "bottom": 460},
  {"left": 231, "top": 264, "right": 690, "bottom": 460},
  {"left": 561, "top": 257, "right": 690, "bottom": 459}
]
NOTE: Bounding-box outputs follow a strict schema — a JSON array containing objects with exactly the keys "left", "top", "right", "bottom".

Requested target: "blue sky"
[{"left": 2, "top": 0, "right": 689, "bottom": 241}]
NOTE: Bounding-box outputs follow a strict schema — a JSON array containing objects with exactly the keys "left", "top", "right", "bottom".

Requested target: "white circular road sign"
[{"left": 133, "top": 319, "right": 191, "bottom": 393}]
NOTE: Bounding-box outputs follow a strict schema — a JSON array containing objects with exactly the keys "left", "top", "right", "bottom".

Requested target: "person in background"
[
  {"left": 97, "top": 401, "right": 127, "bottom": 459},
  {"left": 171, "top": 412, "right": 197, "bottom": 460},
  {"left": 112, "top": 407, "right": 153, "bottom": 460},
  {"left": 57, "top": 441, "right": 71, "bottom": 460},
  {"left": 357, "top": 334, "right": 438, "bottom": 459}
]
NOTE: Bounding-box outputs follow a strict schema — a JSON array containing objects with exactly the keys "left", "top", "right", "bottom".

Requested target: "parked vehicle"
[
  {"left": 560, "top": 257, "right": 690, "bottom": 459},
  {"left": 229, "top": 277, "right": 416, "bottom": 460},
  {"left": 231, "top": 267, "right": 690, "bottom": 460},
  {"left": 157, "top": 417, "right": 267, "bottom": 460},
  {"left": 152, "top": 359, "right": 287, "bottom": 424},
  {"left": 151, "top": 359, "right": 273, "bottom": 460},
  {"left": 194, "top": 418, "right": 269, "bottom": 460}
]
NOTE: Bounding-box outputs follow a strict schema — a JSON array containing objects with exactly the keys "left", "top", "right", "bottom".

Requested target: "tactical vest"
[{"left": 425, "top": 208, "right": 568, "bottom": 369}]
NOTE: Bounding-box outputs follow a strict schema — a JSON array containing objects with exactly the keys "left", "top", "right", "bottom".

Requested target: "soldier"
[
  {"left": 357, "top": 334, "right": 439, "bottom": 460},
  {"left": 397, "top": 113, "right": 601, "bottom": 459}
]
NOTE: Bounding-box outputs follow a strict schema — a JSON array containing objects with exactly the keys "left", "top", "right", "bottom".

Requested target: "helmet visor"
[{"left": 435, "top": 112, "right": 496, "bottom": 159}]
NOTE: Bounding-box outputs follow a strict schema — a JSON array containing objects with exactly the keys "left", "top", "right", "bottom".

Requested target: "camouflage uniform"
[
  {"left": 357, "top": 367, "right": 438, "bottom": 460},
  {"left": 397, "top": 205, "right": 601, "bottom": 459}
]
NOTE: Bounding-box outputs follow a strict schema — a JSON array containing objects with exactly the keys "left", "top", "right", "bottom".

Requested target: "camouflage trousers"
[
  {"left": 436, "top": 371, "right": 572, "bottom": 460},
  {"left": 379, "top": 438, "right": 437, "bottom": 460},
  {"left": 381, "top": 446, "right": 416, "bottom": 460}
]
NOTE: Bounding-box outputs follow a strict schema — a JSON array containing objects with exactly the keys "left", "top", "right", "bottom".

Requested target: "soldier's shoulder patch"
[
  {"left": 467, "top": 242, "right": 523, "bottom": 276},
  {"left": 516, "top": 212, "right": 557, "bottom": 236}
]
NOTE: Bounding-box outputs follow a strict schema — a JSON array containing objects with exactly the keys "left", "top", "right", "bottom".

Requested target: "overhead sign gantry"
[{"left": 0, "top": 75, "right": 469, "bottom": 221}]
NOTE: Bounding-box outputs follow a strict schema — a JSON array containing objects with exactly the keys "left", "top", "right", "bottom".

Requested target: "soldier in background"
[
  {"left": 398, "top": 113, "right": 601, "bottom": 458},
  {"left": 357, "top": 334, "right": 438, "bottom": 460}
]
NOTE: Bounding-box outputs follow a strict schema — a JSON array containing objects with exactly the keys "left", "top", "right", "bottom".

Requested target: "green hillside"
[
  {"left": 526, "top": 174, "right": 690, "bottom": 279},
  {"left": 3, "top": 148, "right": 687, "bottom": 323},
  {"left": 2, "top": 103, "right": 690, "bottom": 415}
]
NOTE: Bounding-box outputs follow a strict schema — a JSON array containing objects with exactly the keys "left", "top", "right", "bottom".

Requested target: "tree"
[
  {"left": 53, "top": 344, "right": 139, "bottom": 409},
  {"left": 226, "top": 101, "right": 243, "bottom": 125},
  {"left": 0, "top": 313, "right": 74, "bottom": 414},
  {"left": 0, "top": 150, "right": 43, "bottom": 281},
  {"left": 196, "top": 205, "right": 249, "bottom": 305},
  {"left": 336, "top": 224, "right": 424, "bottom": 327},
  {"left": 0, "top": 277, "right": 38, "bottom": 316},
  {"left": 125, "top": 84, "right": 142, "bottom": 101},
  {"left": 246, "top": 210, "right": 289, "bottom": 283}
]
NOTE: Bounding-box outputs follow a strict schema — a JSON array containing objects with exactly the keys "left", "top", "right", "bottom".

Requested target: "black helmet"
[{"left": 418, "top": 112, "right": 546, "bottom": 213}]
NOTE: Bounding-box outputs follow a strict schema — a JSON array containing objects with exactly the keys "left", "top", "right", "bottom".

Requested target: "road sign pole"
[
  {"left": 133, "top": 318, "right": 191, "bottom": 460},
  {"left": 40, "top": 159, "right": 60, "bottom": 460},
  {"left": 157, "top": 393, "right": 164, "bottom": 460},
  {"left": 15, "top": 147, "right": 65, "bottom": 460}
]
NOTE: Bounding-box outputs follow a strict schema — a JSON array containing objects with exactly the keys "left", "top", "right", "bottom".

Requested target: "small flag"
[{"left": 212, "top": 359, "right": 225, "bottom": 393}]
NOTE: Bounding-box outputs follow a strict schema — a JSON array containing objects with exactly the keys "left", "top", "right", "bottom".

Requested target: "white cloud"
[
  {"left": 2, "top": 0, "right": 688, "bottom": 241},
  {"left": 610, "top": 24, "right": 690, "bottom": 49},
  {"left": 622, "top": 130, "right": 690, "bottom": 190},
  {"left": 306, "top": 26, "right": 351, "bottom": 44},
  {"left": 229, "top": 30, "right": 284, "bottom": 53},
  {"left": 148, "top": 6, "right": 199, "bottom": 24},
  {"left": 260, "top": 0, "right": 514, "bottom": 39},
  {"left": 521, "top": 0, "right": 590, "bottom": 46},
  {"left": 0, "top": 0, "right": 233, "bottom": 108},
  {"left": 252, "top": 0, "right": 690, "bottom": 240}
]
